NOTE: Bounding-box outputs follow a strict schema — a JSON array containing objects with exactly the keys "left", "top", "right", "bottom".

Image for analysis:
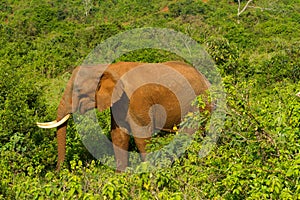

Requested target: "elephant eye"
[{"left": 73, "top": 86, "right": 81, "bottom": 93}]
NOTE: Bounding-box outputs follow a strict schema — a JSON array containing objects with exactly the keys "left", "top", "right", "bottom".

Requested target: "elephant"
[{"left": 37, "top": 61, "right": 211, "bottom": 172}]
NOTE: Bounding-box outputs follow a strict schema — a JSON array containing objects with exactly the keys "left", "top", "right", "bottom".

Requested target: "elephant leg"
[
  {"left": 133, "top": 137, "right": 151, "bottom": 161},
  {"left": 111, "top": 116, "right": 130, "bottom": 172},
  {"left": 129, "top": 120, "right": 153, "bottom": 162},
  {"left": 111, "top": 127, "right": 130, "bottom": 172}
]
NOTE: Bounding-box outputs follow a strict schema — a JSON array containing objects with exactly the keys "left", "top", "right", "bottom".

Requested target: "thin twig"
[
  {"left": 248, "top": 6, "right": 274, "bottom": 11},
  {"left": 237, "top": 0, "right": 254, "bottom": 17}
]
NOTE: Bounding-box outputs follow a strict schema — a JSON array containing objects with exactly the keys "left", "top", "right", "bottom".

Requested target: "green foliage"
[
  {"left": 205, "top": 36, "right": 239, "bottom": 77},
  {"left": 169, "top": 0, "right": 208, "bottom": 17},
  {"left": 1, "top": 0, "right": 300, "bottom": 199},
  {"left": 116, "top": 49, "right": 184, "bottom": 63}
]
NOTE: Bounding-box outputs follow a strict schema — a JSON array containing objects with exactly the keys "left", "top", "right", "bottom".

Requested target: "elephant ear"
[{"left": 96, "top": 70, "right": 124, "bottom": 112}]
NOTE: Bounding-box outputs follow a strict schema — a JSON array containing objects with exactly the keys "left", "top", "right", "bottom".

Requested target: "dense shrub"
[
  {"left": 169, "top": 0, "right": 208, "bottom": 17},
  {"left": 1, "top": 0, "right": 299, "bottom": 199}
]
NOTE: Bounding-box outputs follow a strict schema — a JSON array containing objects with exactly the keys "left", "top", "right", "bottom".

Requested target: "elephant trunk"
[
  {"left": 36, "top": 100, "right": 71, "bottom": 171},
  {"left": 56, "top": 124, "right": 67, "bottom": 170},
  {"left": 55, "top": 70, "right": 79, "bottom": 170},
  {"left": 37, "top": 68, "right": 79, "bottom": 170},
  {"left": 55, "top": 95, "right": 70, "bottom": 170},
  {"left": 37, "top": 93, "right": 72, "bottom": 170}
]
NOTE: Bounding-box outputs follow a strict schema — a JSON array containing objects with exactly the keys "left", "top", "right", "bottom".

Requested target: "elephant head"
[
  {"left": 37, "top": 64, "right": 117, "bottom": 170},
  {"left": 37, "top": 63, "right": 134, "bottom": 170}
]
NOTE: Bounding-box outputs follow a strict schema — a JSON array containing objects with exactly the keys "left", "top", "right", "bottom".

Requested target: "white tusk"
[
  {"left": 37, "top": 114, "right": 71, "bottom": 129},
  {"left": 37, "top": 120, "right": 58, "bottom": 126}
]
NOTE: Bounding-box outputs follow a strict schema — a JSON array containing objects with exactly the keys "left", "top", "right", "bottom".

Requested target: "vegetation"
[{"left": 1, "top": 0, "right": 299, "bottom": 199}]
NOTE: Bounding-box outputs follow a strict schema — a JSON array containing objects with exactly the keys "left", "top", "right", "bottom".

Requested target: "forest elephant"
[{"left": 37, "top": 61, "right": 211, "bottom": 172}]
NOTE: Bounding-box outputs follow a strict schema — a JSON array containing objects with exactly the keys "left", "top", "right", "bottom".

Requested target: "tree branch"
[{"left": 237, "top": 0, "right": 254, "bottom": 17}]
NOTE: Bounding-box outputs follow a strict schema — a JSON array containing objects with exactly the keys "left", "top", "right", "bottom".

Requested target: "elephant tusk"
[
  {"left": 37, "top": 120, "right": 59, "bottom": 126},
  {"left": 37, "top": 114, "right": 71, "bottom": 129}
]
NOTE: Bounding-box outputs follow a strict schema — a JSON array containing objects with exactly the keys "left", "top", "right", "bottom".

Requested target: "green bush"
[
  {"left": 169, "top": 0, "right": 207, "bottom": 17},
  {"left": 1, "top": 0, "right": 300, "bottom": 199}
]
